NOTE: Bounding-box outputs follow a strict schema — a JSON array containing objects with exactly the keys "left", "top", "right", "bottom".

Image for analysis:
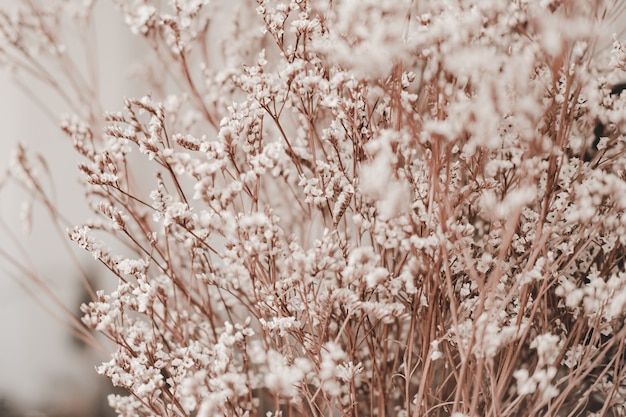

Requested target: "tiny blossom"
[
  {"left": 259, "top": 316, "right": 301, "bottom": 337},
  {"left": 336, "top": 361, "right": 363, "bottom": 383},
  {"left": 513, "top": 368, "right": 537, "bottom": 396},
  {"left": 116, "top": 258, "right": 149, "bottom": 276},
  {"left": 264, "top": 350, "right": 311, "bottom": 398},
  {"left": 162, "top": 201, "right": 193, "bottom": 227},
  {"left": 364, "top": 267, "right": 389, "bottom": 288},
  {"left": 125, "top": 5, "right": 157, "bottom": 35},
  {"left": 318, "top": 341, "right": 348, "bottom": 398},
  {"left": 562, "top": 344, "right": 592, "bottom": 369},
  {"left": 457, "top": 312, "right": 521, "bottom": 360},
  {"left": 531, "top": 333, "right": 562, "bottom": 368},
  {"left": 429, "top": 340, "right": 443, "bottom": 361}
]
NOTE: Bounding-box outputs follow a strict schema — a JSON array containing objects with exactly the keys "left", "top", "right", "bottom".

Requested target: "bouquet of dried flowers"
[{"left": 3, "top": 1, "right": 626, "bottom": 416}]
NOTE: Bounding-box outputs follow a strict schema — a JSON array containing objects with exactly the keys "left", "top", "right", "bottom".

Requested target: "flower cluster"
[{"left": 4, "top": 0, "right": 626, "bottom": 417}]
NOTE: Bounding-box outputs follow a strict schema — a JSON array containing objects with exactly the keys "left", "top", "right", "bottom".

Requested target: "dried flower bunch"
[{"left": 3, "top": 0, "right": 626, "bottom": 416}]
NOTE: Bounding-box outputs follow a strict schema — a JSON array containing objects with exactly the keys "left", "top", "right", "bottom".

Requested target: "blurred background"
[{"left": 0, "top": 1, "right": 143, "bottom": 416}]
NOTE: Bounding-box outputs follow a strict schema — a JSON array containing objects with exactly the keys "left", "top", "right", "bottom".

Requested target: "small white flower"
[
  {"left": 126, "top": 5, "right": 157, "bottom": 35},
  {"left": 430, "top": 340, "right": 443, "bottom": 361}
]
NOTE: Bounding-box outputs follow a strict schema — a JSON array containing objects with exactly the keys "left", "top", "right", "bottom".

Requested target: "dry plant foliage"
[{"left": 3, "top": 1, "right": 626, "bottom": 416}]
